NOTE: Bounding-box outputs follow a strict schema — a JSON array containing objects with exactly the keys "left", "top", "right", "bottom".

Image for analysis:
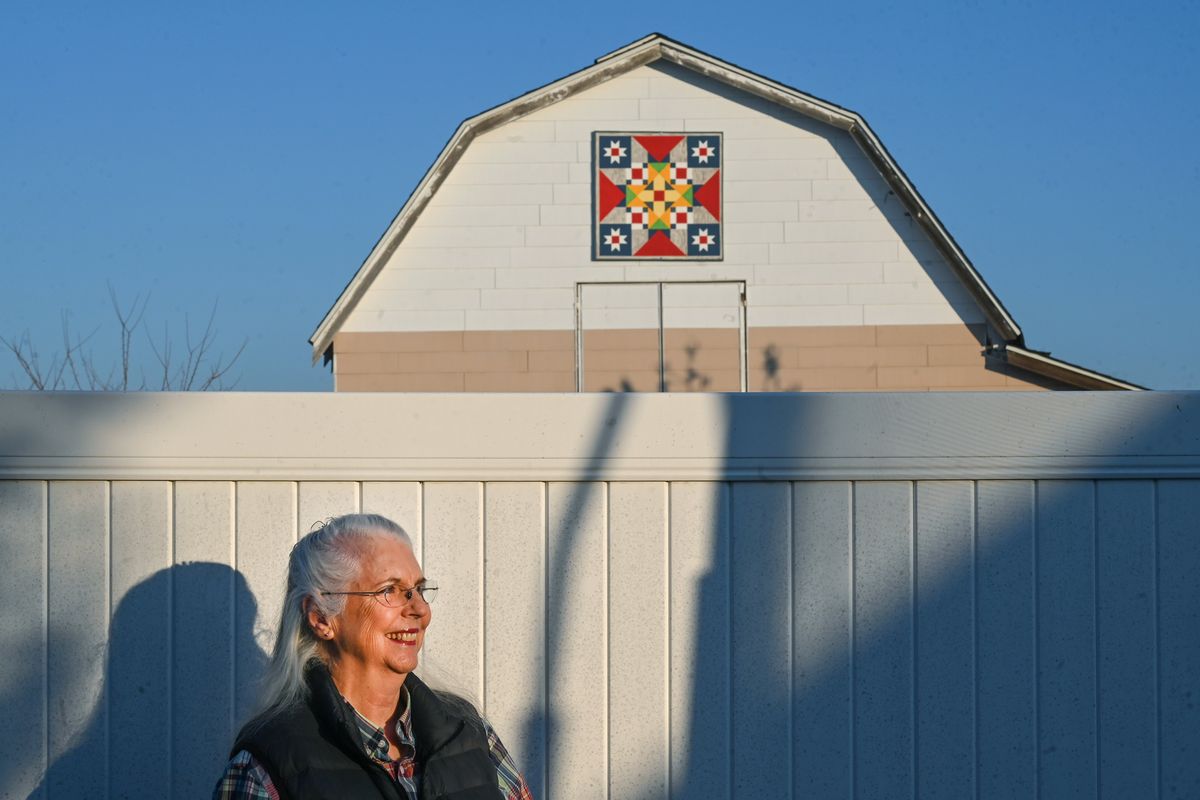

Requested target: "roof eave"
[{"left": 1004, "top": 345, "right": 1144, "bottom": 390}]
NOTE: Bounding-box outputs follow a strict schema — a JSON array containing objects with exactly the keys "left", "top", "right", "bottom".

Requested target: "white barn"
[{"left": 311, "top": 34, "right": 1137, "bottom": 393}]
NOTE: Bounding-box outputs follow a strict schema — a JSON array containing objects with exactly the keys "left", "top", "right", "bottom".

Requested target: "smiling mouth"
[{"left": 385, "top": 630, "right": 420, "bottom": 645}]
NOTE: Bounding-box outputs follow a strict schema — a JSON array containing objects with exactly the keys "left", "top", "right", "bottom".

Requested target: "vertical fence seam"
[
  {"left": 41, "top": 481, "right": 50, "bottom": 792},
  {"left": 105, "top": 481, "right": 113, "bottom": 797},
  {"left": 787, "top": 482, "right": 795, "bottom": 800},
  {"left": 848, "top": 480, "right": 856, "bottom": 800},
  {"left": 972, "top": 481, "right": 980, "bottom": 800},
  {"left": 1032, "top": 480, "right": 1040, "bottom": 800},
  {"left": 542, "top": 481, "right": 551, "bottom": 797},
  {"left": 727, "top": 482, "right": 735, "bottom": 800},
  {"left": 664, "top": 481, "right": 672, "bottom": 798},
  {"left": 230, "top": 482, "right": 238, "bottom": 741},
  {"left": 1152, "top": 479, "right": 1161, "bottom": 799},
  {"left": 911, "top": 481, "right": 918, "bottom": 800},
  {"left": 292, "top": 481, "right": 300, "bottom": 546},
  {"left": 603, "top": 481, "right": 612, "bottom": 800},
  {"left": 1092, "top": 481, "right": 1101, "bottom": 797},
  {"left": 167, "top": 482, "right": 176, "bottom": 800},
  {"left": 480, "top": 482, "right": 487, "bottom": 714}
]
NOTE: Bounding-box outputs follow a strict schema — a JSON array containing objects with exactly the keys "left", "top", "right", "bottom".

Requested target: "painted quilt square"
[
  {"left": 599, "top": 224, "right": 632, "bottom": 257},
  {"left": 594, "top": 132, "right": 722, "bottom": 260}
]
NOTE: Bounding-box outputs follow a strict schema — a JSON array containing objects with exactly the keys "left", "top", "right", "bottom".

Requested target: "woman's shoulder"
[
  {"left": 232, "top": 700, "right": 319, "bottom": 757},
  {"left": 212, "top": 750, "right": 279, "bottom": 800}
]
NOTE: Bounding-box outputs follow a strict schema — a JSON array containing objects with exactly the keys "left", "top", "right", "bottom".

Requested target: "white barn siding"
[{"left": 343, "top": 62, "right": 979, "bottom": 336}]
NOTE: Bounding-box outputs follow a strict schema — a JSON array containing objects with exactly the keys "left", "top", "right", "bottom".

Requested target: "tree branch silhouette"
[{"left": 2, "top": 286, "right": 245, "bottom": 390}]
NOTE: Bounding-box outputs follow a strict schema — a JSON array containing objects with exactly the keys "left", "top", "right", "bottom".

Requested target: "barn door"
[{"left": 576, "top": 282, "right": 746, "bottom": 392}]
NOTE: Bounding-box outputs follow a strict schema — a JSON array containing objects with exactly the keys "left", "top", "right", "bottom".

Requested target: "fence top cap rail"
[{"left": 2, "top": 391, "right": 1198, "bottom": 480}]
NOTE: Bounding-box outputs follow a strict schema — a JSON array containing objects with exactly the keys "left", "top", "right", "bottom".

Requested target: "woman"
[{"left": 213, "top": 513, "right": 531, "bottom": 799}]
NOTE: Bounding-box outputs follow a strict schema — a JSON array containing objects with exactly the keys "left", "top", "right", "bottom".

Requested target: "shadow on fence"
[
  {"left": 522, "top": 391, "right": 631, "bottom": 798},
  {"left": 663, "top": 394, "right": 1196, "bottom": 799},
  {"left": 32, "top": 562, "right": 266, "bottom": 799}
]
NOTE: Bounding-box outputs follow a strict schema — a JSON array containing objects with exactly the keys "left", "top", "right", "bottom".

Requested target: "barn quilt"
[{"left": 593, "top": 132, "right": 722, "bottom": 260}]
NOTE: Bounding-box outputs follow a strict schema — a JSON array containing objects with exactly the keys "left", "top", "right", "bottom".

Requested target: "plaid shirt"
[{"left": 213, "top": 688, "right": 532, "bottom": 799}]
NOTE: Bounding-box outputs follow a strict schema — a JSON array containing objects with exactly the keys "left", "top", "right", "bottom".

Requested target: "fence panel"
[
  {"left": 730, "top": 482, "right": 792, "bottom": 798},
  {"left": 110, "top": 481, "right": 172, "bottom": 793},
  {"left": 1096, "top": 480, "right": 1157, "bottom": 797},
  {"left": 234, "top": 481, "right": 295, "bottom": 725},
  {"left": 484, "top": 479, "right": 547, "bottom": 793},
  {"left": 544, "top": 478, "right": 604, "bottom": 800},
  {"left": 792, "top": 480, "right": 851, "bottom": 798},
  {"left": 914, "top": 481, "right": 975, "bottom": 799},
  {"left": 0, "top": 481, "right": 47, "bottom": 797},
  {"left": 668, "top": 481, "right": 731, "bottom": 799},
  {"left": 975, "top": 480, "right": 1036, "bottom": 798},
  {"left": 361, "top": 481, "right": 423, "bottom": 557},
  {"left": 172, "top": 481, "right": 236, "bottom": 798},
  {"left": 1036, "top": 480, "right": 1098, "bottom": 798},
  {"left": 609, "top": 482, "right": 669, "bottom": 799},
  {"left": 1, "top": 391, "right": 1198, "bottom": 799},
  {"left": 423, "top": 482, "right": 485, "bottom": 701},
  {"left": 853, "top": 481, "right": 915, "bottom": 799},
  {"left": 46, "top": 481, "right": 108, "bottom": 798},
  {"left": 1159, "top": 479, "right": 1200, "bottom": 798},
  {"left": 298, "top": 481, "right": 359, "bottom": 534}
]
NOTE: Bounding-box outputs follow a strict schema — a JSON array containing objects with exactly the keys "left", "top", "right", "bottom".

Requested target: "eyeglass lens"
[{"left": 382, "top": 582, "right": 438, "bottom": 607}]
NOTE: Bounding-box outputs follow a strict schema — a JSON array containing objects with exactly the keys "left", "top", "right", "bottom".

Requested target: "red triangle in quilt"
[
  {"left": 635, "top": 231, "right": 685, "bottom": 257},
  {"left": 634, "top": 135, "right": 684, "bottom": 162},
  {"left": 694, "top": 170, "right": 721, "bottom": 221},
  {"left": 597, "top": 172, "right": 625, "bottom": 220}
]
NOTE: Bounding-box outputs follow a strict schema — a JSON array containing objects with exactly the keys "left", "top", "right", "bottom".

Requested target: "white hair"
[{"left": 245, "top": 513, "right": 413, "bottom": 728}]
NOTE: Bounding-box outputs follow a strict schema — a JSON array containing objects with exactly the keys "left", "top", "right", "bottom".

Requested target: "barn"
[{"left": 310, "top": 34, "right": 1138, "bottom": 393}]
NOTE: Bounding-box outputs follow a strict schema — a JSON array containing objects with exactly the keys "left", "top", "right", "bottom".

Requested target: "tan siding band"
[{"left": 335, "top": 324, "right": 1069, "bottom": 392}]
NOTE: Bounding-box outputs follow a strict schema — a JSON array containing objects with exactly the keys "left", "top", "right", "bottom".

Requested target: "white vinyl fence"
[{"left": 1, "top": 391, "right": 1198, "bottom": 799}]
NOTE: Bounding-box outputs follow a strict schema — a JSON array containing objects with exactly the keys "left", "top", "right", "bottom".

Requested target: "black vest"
[{"left": 234, "top": 665, "right": 503, "bottom": 800}]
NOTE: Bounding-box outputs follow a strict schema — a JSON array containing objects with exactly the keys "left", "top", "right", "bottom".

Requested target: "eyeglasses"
[{"left": 321, "top": 580, "right": 438, "bottom": 608}]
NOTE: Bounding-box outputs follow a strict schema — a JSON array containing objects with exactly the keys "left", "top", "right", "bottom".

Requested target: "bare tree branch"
[
  {"left": 2, "top": 292, "right": 246, "bottom": 391},
  {"left": 147, "top": 319, "right": 172, "bottom": 390},
  {"left": 107, "top": 283, "right": 149, "bottom": 391},
  {"left": 1, "top": 331, "right": 48, "bottom": 390},
  {"left": 198, "top": 338, "right": 246, "bottom": 390},
  {"left": 59, "top": 312, "right": 105, "bottom": 390}
]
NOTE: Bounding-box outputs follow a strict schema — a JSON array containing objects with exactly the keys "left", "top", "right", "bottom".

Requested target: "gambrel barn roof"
[{"left": 310, "top": 33, "right": 1140, "bottom": 390}]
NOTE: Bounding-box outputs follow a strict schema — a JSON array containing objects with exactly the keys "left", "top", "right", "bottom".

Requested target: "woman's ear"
[{"left": 304, "top": 596, "right": 335, "bottom": 640}]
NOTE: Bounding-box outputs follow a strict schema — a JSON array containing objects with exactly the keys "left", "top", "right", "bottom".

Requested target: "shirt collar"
[{"left": 342, "top": 685, "right": 416, "bottom": 764}]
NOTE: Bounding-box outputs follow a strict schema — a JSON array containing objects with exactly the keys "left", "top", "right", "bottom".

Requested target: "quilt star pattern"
[{"left": 593, "top": 132, "right": 722, "bottom": 260}]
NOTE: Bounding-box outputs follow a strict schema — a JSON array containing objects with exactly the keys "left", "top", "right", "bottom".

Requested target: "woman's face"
[{"left": 325, "top": 534, "right": 432, "bottom": 685}]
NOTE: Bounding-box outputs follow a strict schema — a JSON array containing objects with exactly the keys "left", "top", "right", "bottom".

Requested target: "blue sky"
[{"left": 2, "top": 2, "right": 1197, "bottom": 390}]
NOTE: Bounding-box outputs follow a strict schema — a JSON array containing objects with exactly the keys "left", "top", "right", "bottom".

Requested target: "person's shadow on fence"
[{"left": 32, "top": 562, "right": 267, "bottom": 799}]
